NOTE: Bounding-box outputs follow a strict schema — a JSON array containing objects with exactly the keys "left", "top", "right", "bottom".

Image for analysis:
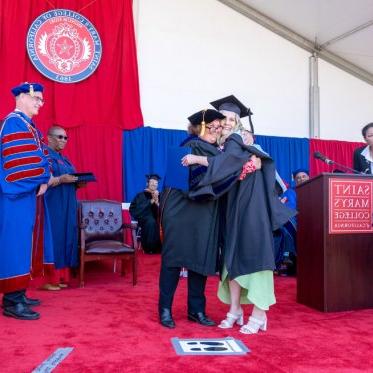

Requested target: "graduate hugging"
[{"left": 159, "top": 95, "right": 296, "bottom": 334}]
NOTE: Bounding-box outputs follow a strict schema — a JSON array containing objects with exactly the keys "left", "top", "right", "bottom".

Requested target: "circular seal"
[{"left": 26, "top": 9, "right": 102, "bottom": 83}]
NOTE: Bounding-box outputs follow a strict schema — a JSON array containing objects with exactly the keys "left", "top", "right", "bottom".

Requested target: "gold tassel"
[
  {"left": 200, "top": 122, "right": 206, "bottom": 136},
  {"left": 200, "top": 109, "right": 207, "bottom": 136},
  {"left": 29, "top": 84, "right": 34, "bottom": 96}
]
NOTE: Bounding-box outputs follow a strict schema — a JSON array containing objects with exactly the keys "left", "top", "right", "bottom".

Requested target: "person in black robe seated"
[
  {"left": 353, "top": 122, "right": 373, "bottom": 174},
  {"left": 130, "top": 174, "right": 162, "bottom": 254},
  {"left": 158, "top": 109, "right": 227, "bottom": 329}
]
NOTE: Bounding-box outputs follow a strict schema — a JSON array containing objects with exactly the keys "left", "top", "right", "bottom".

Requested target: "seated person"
[
  {"left": 293, "top": 168, "right": 310, "bottom": 186},
  {"left": 273, "top": 168, "right": 309, "bottom": 276},
  {"left": 273, "top": 184, "right": 297, "bottom": 276},
  {"left": 130, "top": 174, "right": 162, "bottom": 254}
]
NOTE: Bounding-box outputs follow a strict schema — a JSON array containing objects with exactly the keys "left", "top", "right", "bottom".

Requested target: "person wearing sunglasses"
[
  {"left": 158, "top": 109, "right": 224, "bottom": 329},
  {"left": 0, "top": 82, "right": 52, "bottom": 320},
  {"left": 41, "top": 125, "right": 81, "bottom": 291}
]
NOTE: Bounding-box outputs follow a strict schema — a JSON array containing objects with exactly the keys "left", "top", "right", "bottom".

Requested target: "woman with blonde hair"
[{"left": 183, "top": 96, "right": 295, "bottom": 334}]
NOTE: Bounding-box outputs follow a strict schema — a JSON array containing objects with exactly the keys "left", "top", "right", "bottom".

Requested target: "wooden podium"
[{"left": 297, "top": 173, "right": 373, "bottom": 312}]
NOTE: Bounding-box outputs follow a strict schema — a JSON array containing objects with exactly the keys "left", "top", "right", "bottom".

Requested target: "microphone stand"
[{"left": 317, "top": 158, "right": 364, "bottom": 175}]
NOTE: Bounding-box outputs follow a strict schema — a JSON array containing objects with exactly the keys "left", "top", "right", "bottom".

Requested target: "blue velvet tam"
[
  {"left": 188, "top": 109, "right": 225, "bottom": 126},
  {"left": 11, "top": 82, "right": 44, "bottom": 97},
  {"left": 292, "top": 168, "right": 309, "bottom": 178}
]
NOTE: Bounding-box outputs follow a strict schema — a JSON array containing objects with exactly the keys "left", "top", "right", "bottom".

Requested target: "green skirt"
[{"left": 217, "top": 266, "right": 276, "bottom": 311}]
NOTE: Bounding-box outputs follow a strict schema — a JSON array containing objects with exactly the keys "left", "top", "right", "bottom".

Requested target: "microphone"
[
  {"left": 313, "top": 151, "right": 334, "bottom": 165},
  {"left": 313, "top": 151, "right": 363, "bottom": 174}
]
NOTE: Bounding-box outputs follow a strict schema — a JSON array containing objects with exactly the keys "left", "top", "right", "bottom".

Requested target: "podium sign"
[
  {"left": 297, "top": 173, "right": 373, "bottom": 312},
  {"left": 329, "top": 178, "right": 373, "bottom": 234}
]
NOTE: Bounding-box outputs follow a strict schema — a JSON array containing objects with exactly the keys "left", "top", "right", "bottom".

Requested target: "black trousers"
[
  {"left": 2, "top": 289, "right": 26, "bottom": 306},
  {"left": 159, "top": 263, "right": 207, "bottom": 314}
]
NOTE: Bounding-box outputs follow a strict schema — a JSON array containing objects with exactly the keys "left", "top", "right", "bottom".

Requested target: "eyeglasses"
[
  {"left": 25, "top": 93, "right": 44, "bottom": 104},
  {"left": 206, "top": 125, "right": 222, "bottom": 132},
  {"left": 51, "top": 134, "right": 68, "bottom": 140}
]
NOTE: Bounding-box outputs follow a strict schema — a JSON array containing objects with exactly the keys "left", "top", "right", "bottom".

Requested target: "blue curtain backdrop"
[
  {"left": 123, "top": 127, "right": 187, "bottom": 201},
  {"left": 123, "top": 127, "right": 310, "bottom": 202},
  {"left": 255, "top": 134, "right": 310, "bottom": 185}
]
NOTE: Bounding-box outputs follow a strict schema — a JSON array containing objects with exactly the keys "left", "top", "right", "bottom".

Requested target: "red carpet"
[{"left": 1, "top": 252, "right": 372, "bottom": 372}]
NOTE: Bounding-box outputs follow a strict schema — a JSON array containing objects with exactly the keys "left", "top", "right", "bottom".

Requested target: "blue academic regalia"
[
  {"left": 273, "top": 188, "right": 297, "bottom": 268},
  {"left": 44, "top": 147, "right": 78, "bottom": 269},
  {"left": 0, "top": 111, "right": 51, "bottom": 293}
]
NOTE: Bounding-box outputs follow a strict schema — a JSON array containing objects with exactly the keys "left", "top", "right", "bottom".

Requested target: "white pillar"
[{"left": 309, "top": 54, "right": 320, "bottom": 138}]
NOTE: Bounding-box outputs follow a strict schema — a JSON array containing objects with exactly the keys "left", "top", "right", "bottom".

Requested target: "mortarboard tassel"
[{"left": 200, "top": 109, "right": 207, "bottom": 137}]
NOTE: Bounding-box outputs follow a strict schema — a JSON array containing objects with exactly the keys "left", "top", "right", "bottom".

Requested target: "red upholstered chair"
[{"left": 79, "top": 199, "right": 138, "bottom": 287}]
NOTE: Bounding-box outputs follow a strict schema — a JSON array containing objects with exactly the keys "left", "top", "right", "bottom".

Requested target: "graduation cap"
[
  {"left": 11, "top": 82, "right": 44, "bottom": 97},
  {"left": 246, "top": 108, "right": 254, "bottom": 134},
  {"left": 292, "top": 168, "right": 309, "bottom": 179},
  {"left": 210, "top": 95, "right": 248, "bottom": 117},
  {"left": 187, "top": 109, "right": 225, "bottom": 136},
  {"left": 188, "top": 109, "right": 225, "bottom": 126},
  {"left": 210, "top": 95, "right": 254, "bottom": 133},
  {"left": 146, "top": 174, "right": 161, "bottom": 181}
]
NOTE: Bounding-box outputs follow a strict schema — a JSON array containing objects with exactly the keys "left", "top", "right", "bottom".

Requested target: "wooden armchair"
[{"left": 79, "top": 199, "right": 138, "bottom": 287}]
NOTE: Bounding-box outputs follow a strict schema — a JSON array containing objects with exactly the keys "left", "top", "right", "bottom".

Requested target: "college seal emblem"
[{"left": 26, "top": 9, "right": 102, "bottom": 83}]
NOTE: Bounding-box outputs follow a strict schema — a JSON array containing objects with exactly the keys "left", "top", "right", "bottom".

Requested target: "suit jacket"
[{"left": 353, "top": 146, "right": 371, "bottom": 174}]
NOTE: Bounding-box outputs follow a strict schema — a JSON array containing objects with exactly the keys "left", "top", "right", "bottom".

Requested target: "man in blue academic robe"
[{"left": 0, "top": 82, "right": 51, "bottom": 320}]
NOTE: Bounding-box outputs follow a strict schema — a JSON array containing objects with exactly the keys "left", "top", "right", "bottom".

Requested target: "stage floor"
[{"left": 1, "top": 252, "right": 372, "bottom": 372}]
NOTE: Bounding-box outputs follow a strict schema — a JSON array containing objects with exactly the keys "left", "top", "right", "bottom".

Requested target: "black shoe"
[
  {"left": 159, "top": 308, "right": 175, "bottom": 328},
  {"left": 3, "top": 303, "right": 40, "bottom": 320},
  {"left": 188, "top": 312, "right": 215, "bottom": 326},
  {"left": 2, "top": 295, "right": 41, "bottom": 308},
  {"left": 22, "top": 295, "right": 41, "bottom": 306}
]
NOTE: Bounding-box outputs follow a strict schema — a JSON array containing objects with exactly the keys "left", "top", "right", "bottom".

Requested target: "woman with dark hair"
[
  {"left": 158, "top": 109, "right": 227, "bottom": 329},
  {"left": 353, "top": 123, "right": 373, "bottom": 173},
  {"left": 42, "top": 125, "right": 80, "bottom": 290}
]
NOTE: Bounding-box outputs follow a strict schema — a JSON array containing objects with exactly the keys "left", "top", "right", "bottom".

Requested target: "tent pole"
[{"left": 309, "top": 53, "right": 320, "bottom": 138}]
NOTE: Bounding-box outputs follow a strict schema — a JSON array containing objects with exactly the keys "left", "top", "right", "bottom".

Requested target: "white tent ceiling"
[{"left": 219, "top": 0, "right": 373, "bottom": 85}]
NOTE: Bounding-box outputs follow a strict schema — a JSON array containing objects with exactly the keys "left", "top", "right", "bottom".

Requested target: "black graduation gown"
[
  {"left": 190, "top": 134, "right": 297, "bottom": 279},
  {"left": 129, "top": 191, "right": 161, "bottom": 253},
  {"left": 159, "top": 137, "right": 224, "bottom": 276}
]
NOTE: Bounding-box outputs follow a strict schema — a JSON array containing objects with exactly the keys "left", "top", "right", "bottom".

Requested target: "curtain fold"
[
  {"left": 0, "top": 0, "right": 143, "bottom": 200},
  {"left": 66, "top": 126, "right": 123, "bottom": 201}
]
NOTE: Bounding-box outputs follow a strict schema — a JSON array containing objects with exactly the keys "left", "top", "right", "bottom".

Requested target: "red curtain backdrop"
[
  {"left": 310, "top": 138, "right": 364, "bottom": 177},
  {"left": 0, "top": 0, "right": 143, "bottom": 201}
]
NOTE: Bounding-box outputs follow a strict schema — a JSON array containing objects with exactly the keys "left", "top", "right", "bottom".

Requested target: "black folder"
[{"left": 71, "top": 172, "right": 96, "bottom": 183}]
